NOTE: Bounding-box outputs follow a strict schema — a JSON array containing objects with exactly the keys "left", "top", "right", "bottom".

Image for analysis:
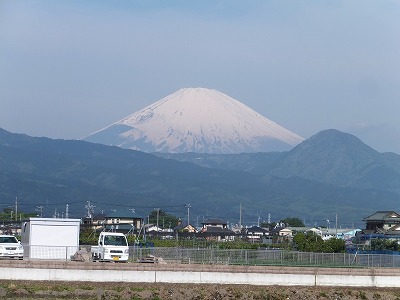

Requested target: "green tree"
[
  {"left": 371, "top": 239, "right": 400, "bottom": 252},
  {"left": 0, "top": 208, "right": 37, "bottom": 221},
  {"left": 260, "top": 221, "right": 274, "bottom": 228},
  {"left": 323, "top": 238, "right": 345, "bottom": 253},
  {"left": 281, "top": 217, "right": 305, "bottom": 227},
  {"left": 293, "top": 232, "right": 344, "bottom": 253},
  {"left": 148, "top": 209, "right": 179, "bottom": 229},
  {"left": 261, "top": 217, "right": 305, "bottom": 229},
  {"left": 294, "top": 232, "right": 323, "bottom": 252}
]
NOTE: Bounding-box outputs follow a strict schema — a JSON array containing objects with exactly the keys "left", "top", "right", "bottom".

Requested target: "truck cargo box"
[{"left": 21, "top": 218, "right": 80, "bottom": 260}]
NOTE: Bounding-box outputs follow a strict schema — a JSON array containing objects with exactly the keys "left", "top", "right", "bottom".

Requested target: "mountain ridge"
[
  {"left": 155, "top": 129, "right": 400, "bottom": 194},
  {"left": 84, "top": 88, "right": 304, "bottom": 154},
  {"left": 1, "top": 127, "right": 399, "bottom": 226}
]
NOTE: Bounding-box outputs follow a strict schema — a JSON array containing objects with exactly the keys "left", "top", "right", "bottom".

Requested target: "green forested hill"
[
  {"left": 1, "top": 128, "right": 399, "bottom": 227},
  {"left": 155, "top": 129, "right": 400, "bottom": 194}
]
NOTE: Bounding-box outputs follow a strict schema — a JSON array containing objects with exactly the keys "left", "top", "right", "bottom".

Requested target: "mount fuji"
[{"left": 84, "top": 88, "right": 304, "bottom": 154}]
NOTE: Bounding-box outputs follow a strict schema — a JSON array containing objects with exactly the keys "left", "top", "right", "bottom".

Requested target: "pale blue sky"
[{"left": 1, "top": 0, "right": 399, "bottom": 153}]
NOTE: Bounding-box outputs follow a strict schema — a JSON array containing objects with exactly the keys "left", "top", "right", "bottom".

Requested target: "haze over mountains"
[
  {"left": 1, "top": 127, "right": 400, "bottom": 227},
  {"left": 84, "top": 88, "right": 304, "bottom": 154}
]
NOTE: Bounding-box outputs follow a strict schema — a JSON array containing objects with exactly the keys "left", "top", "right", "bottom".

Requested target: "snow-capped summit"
[{"left": 84, "top": 88, "right": 304, "bottom": 153}]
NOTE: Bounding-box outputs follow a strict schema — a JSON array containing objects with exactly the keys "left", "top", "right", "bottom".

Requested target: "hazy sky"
[{"left": 1, "top": 0, "right": 399, "bottom": 153}]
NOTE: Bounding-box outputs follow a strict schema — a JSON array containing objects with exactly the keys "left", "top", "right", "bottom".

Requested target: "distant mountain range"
[
  {"left": 1, "top": 127, "right": 399, "bottom": 228},
  {"left": 155, "top": 129, "right": 400, "bottom": 194},
  {"left": 84, "top": 88, "right": 304, "bottom": 153}
]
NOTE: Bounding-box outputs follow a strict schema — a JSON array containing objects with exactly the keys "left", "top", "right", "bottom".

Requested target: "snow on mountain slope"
[{"left": 84, "top": 88, "right": 304, "bottom": 153}]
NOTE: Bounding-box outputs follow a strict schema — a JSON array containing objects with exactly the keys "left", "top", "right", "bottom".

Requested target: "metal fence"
[
  {"left": 22, "top": 245, "right": 79, "bottom": 260},
  {"left": 131, "top": 247, "right": 400, "bottom": 268},
  {"left": 18, "top": 245, "right": 400, "bottom": 268}
]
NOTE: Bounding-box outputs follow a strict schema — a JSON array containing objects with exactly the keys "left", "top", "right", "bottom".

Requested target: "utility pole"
[
  {"left": 15, "top": 197, "right": 18, "bottom": 221},
  {"left": 85, "top": 201, "right": 95, "bottom": 219},
  {"left": 185, "top": 204, "right": 191, "bottom": 226},
  {"left": 239, "top": 203, "right": 243, "bottom": 229},
  {"left": 335, "top": 213, "right": 338, "bottom": 238},
  {"left": 154, "top": 208, "right": 160, "bottom": 231},
  {"left": 36, "top": 206, "right": 44, "bottom": 218}
]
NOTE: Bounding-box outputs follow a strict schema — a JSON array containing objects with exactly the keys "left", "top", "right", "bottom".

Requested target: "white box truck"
[{"left": 21, "top": 218, "right": 80, "bottom": 260}]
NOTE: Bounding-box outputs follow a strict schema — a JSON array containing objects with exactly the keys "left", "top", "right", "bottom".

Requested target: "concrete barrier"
[{"left": 1, "top": 261, "right": 400, "bottom": 287}]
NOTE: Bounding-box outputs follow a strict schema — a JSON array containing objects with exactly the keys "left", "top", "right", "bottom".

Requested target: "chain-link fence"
[{"left": 131, "top": 247, "right": 400, "bottom": 268}]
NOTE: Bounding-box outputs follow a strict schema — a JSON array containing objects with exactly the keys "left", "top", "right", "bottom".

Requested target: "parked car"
[{"left": 0, "top": 235, "right": 24, "bottom": 259}]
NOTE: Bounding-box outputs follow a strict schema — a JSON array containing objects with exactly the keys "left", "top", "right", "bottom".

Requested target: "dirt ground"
[{"left": 2, "top": 281, "right": 400, "bottom": 300}]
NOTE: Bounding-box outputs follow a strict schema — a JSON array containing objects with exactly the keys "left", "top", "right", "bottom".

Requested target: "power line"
[{"left": 91, "top": 201, "right": 188, "bottom": 209}]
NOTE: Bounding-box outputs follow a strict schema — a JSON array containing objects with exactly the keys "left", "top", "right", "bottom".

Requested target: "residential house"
[
  {"left": 104, "top": 210, "right": 143, "bottom": 234},
  {"left": 170, "top": 222, "right": 198, "bottom": 239},
  {"left": 200, "top": 218, "right": 235, "bottom": 241},
  {"left": 244, "top": 225, "right": 270, "bottom": 243},
  {"left": 348, "top": 211, "right": 400, "bottom": 250},
  {"left": 82, "top": 213, "right": 107, "bottom": 232},
  {"left": 270, "top": 226, "right": 292, "bottom": 243},
  {"left": 173, "top": 223, "right": 198, "bottom": 233},
  {"left": 362, "top": 211, "right": 400, "bottom": 233},
  {"left": 146, "top": 224, "right": 163, "bottom": 233}
]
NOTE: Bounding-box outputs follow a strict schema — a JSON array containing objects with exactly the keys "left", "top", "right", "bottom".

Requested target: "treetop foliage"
[
  {"left": 148, "top": 209, "right": 179, "bottom": 229},
  {"left": 293, "top": 232, "right": 345, "bottom": 253}
]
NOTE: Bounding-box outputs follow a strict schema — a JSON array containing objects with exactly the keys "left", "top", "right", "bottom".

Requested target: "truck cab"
[{"left": 91, "top": 232, "right": 129, "bottom": 262}]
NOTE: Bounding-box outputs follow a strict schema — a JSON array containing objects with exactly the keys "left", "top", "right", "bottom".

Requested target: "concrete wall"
[{"left": 1, "top": 265, "right": 400, "bottom": 287}]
